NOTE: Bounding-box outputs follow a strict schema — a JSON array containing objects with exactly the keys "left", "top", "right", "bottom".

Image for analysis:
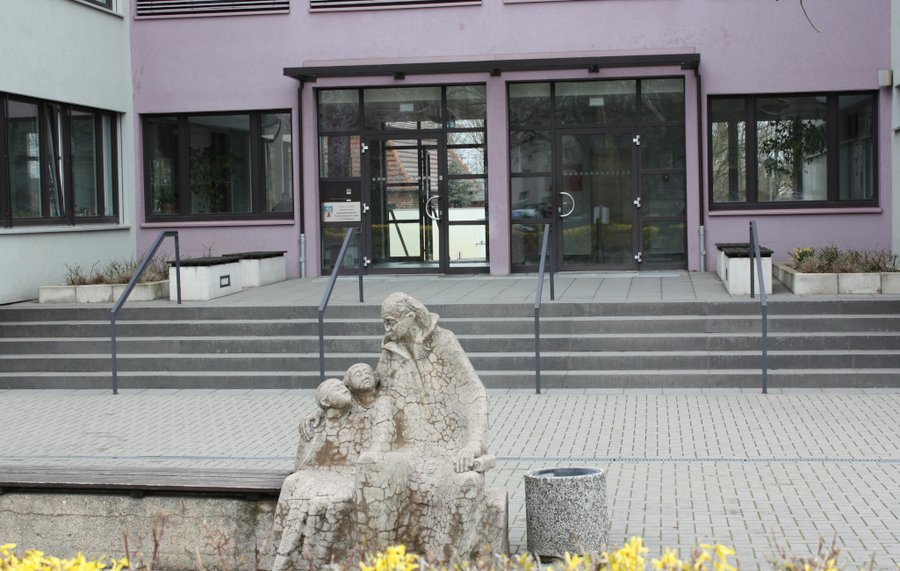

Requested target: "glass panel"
[
  {"left": 510, "top": 222, "right": 546, "bottom": 266},
  {"left": 369, "top": 138, "right": 439, "bottom": 267},
  {"left": 319, "top": 135, "right": 360, "bottom": 179},
  {"left": 188, "top": 114, "right": 251, "bottom": 214},
  {"left": 511, "top": 177, "right": 553, "bottom": 219},
  {"left": 641, "top": 78, "right": 684, "bottom": 122},
  {"left": 146, "top": 116, "right": 179, "bottom": 214},
  {"left": 838, "top": 94, "right": 875, "bottom": 201},
  {"left": 757, "top": 96, "right": 827, "bottom": 202},
  {"left": 101, "top": 115, "right": 115, "bottom": 216},
  {"left": 262, "top": 112, "right": 293, "bottom": 212},
  {"left": 45, "top": 104, "right": 64, "bottom": 217},
  {"left": 71, "top": 110, "right": 98, "bottom": 217},
  {"left": 318, "top": 89, "right": 359, "bottom": 131},
  {"left": 510, "top": 130, "right": 551, "bottom": 173},
  {"left": 7, "top": 100, "right": 42, "bottom": 218},
  {"left": 710, "top": 98, "right": 747, "bottom": 203},
  {"left": 448, "top": 224, "right": 487, "bottom": 266},
  {"left": 446, "top": 85, "right": 486, "bottom": 129},
  {"left": 447, "top": 138, "right": 485, "bottom": 176},
  {"left": 556, "top": 80, "right": 637, "bottom": 125},
  {"left": 641, "top": 126, "right": 685, "bottom": 170},
  {"left": 642, "top": 173, "right": 685, "bottom": 217},
  {"left": 560, "top": 133, "right": 633, "bottom": 266},
  {"left": 642, "top": 221, "right": 686, "bottom": 263},
  {"left": 509, "top": 83, "right": 551, "bottom": 128},
  {"left": 321, "top": 226, "right": 361, "bottom": 273},
  {"left": 448, "top": 179, "right": 485, "bottom": 210},
  {"left": 363, "top": 87, "right": 441, "bottom": 130}
]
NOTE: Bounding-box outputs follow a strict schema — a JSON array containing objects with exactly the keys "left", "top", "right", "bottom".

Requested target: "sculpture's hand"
[
  {"left": 454, "top": 444, "right": 480, "bottom": 473},
  {"left": 299, "top": 410, "right": 324, "bottom": 441}
]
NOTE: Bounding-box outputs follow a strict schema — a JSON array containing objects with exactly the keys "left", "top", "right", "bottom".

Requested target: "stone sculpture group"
[{"left": 272, "top": 293, "right": 507, "bottom": 570}]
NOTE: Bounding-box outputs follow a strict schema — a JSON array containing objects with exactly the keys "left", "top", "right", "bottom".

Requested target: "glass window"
[
  {"left": 757, "top": 96, "right": 827, "bottom": 202},
  {"left": 641, "top": 126, "right": 685, "bottom": 170},
  {"left": 509, "top": 83, "right": 552, "bottom": 128},
  {"left": 2, "top": 94, "right": 118, "bottom": 226},
  {"left": 71, "top": 110, "right": 99, "bottom": 217},
  {"left": 511, "top": 177, "right": 553, "bottom": 220},
  {"left": 709, "top": 92, "right": 876, "bottom": 207},
  {"left": 7, "top": 100, "right": 42, "bottom": 219},
  {"left": 318, "top": 90, "right": 359, "bottom": 132},
  {"left": 262, "top": 113, "right": 293, "bottom": 213},
  {"left": 446, "top": 85, "right": 486, "bottom": 129},
  {"left": 642, "top": 78, "right": 684, "bottom": 122},
  {"left": 710, "top": 98, "right": 747, "bottom": 203},
  {"left": 319, "top": 135, "right": 360, "bottom": 179},
  {"left": 363, "top": 87, "right": 442, "bottom": 130},
  {"left": 838, "top": 94, "right": 875, "bottom": 201},
  {"left": 143, "top": 110, "right": 293, "bottom": 220},
  {"left": 510, "top": 130, "right": 551, "bottom": 173},
  {"left": 146, "top": 116, "right": 179, "bottom": 215},
  {"left": 556, "top": 80, "right": 637, "bottom": 125}
]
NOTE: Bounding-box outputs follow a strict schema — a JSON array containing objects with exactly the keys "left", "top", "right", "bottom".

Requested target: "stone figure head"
[
  {"left": 315, "top": 378, "right": 353, "bottom": 410},
  {"left": 381, "top": 292, "right": 432, "bottom": 343},
  {"left": 344, "top": 362, "right": 377, "bottom": 394}
]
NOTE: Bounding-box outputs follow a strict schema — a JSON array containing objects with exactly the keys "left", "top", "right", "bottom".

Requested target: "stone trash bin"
[{"left": 525, "top": 466, "right": 609, "bottom": 560}]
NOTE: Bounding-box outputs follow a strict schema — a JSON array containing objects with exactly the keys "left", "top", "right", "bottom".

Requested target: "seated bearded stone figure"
[
  {"left": 354, "top": 292, "right": 497, "bottom": 561},
  {"left": 271, "top": 364, "right": 378, "bottom": 571}
]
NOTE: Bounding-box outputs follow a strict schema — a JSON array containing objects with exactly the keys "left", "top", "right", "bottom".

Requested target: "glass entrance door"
[
  {"left": 364, "top": 136, "right": 444, "bottom": 271},
  {"left": 557, "top": 131, "right": 638, "bottom": 269}
]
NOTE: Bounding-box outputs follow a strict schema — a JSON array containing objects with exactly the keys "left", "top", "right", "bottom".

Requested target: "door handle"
[
  {"left": 425, "top": 195, "right": 441, "bottom": 221},
  {"left": 559, "top": 192, "right": 576, "bottom": 218}
]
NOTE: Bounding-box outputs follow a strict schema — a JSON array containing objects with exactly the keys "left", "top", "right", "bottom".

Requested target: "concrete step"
[
  {"left": 4, "top": 314, "right": 900, "bottom": 338},
  {"left": 3, "top": 331, "right": 900, "bottom": 354},
  {"left": 1, "top": 368, "right": 897, "bottom": 390},
  {"left": 4, "top": 350, "right": 900, "bottom": 373}
]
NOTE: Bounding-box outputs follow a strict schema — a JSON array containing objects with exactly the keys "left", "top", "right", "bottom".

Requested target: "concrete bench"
[
  {"left": 224, "top": 250, "right": 287, "bottom": 288},
  {"left": 169, "top": 255, "right": 243, "bottom": 301},
  {"left": 715, "top": 242, "right": 773, "bottom": 295}
]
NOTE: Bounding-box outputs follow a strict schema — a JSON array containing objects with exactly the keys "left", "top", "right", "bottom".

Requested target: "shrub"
[
  {"left": 64, "top": 256, "right": 168, "bottom": 286},
  {"left": 791, "top": 246, "right": 897, "bottom": 274},
  {"left": 0, "top": 543, "right": 128, "bottom": 571}
]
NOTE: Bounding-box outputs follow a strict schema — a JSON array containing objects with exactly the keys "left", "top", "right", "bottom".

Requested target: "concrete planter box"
[
  {"left": 525, "top": 466, "right": 608, "bottom": 560},
  {"left": 170, "top": 256, "right": 243, "bottom": 301},
  {"left": 882, "top": 272, "right": 900, "bottom": 294},
  {"left": 40, "top": 281, "right": 170, "bottom": 304},
  {"left": 774, "top": 262, "right": 900, "bottom": 294},
  {"left": 225, "top": 251, "right": 286, "bottom": 288},
  {"left": 715, "top": 243, "right": 772, "bottom": 295},
  {"left": 112, "top": 280, "right": 170, "bottom": 302}
]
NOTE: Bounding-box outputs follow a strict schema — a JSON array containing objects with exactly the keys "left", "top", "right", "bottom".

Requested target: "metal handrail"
[
  {"left": 318, "top": 227, "right": 364, "bottom": 382},
  {"left": 110, "top": 230, "right": 181, "bottom": 394},
  {"left": 749, "top": 220, "right": 769, "bottom": 394},
  {"left": 534, "top": 223, "right": 555, "bottom": 394}
]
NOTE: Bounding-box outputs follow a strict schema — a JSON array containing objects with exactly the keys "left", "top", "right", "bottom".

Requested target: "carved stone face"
[
  {"left": 318, "top": 379, "right": 353, "bottom": 410},
  {"left": 345, "top": 364, "right": 376, "bottom": 393},
  {"left": 382, "top": 310, "right": 416, "bottom": 342}
]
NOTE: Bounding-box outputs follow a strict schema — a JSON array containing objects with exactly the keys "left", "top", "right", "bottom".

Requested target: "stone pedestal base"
[{"left": 525, "top": 467, "right": 607, "bottom": 560}]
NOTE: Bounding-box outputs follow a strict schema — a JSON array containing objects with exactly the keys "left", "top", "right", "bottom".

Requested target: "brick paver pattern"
[{"left": 0, "top": 388, "right": 897, "bottom": 570}]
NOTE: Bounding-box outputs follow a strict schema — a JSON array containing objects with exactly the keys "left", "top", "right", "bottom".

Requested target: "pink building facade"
[{"left": 130, "top": 0, "right": 893, "bottom": 277}]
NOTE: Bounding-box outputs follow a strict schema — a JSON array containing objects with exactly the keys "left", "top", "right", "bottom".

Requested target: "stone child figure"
[{"left": 272, "top": 364, "right": 379, "bottom": 571}]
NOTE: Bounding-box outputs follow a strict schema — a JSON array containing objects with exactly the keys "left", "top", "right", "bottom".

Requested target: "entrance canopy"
[{"left": 284, "top": 53, "right": 700, "bottom": 84}]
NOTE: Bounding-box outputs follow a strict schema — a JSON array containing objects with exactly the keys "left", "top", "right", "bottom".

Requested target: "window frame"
[
  {"left": 707, "top": 91, "right": 879, "bottom": 210},
  {"left": 1, "top": 93, "right": 119, "bottom": 228},
  {"left": 142, "top": 110, "right": 294, "bottom": 222}
]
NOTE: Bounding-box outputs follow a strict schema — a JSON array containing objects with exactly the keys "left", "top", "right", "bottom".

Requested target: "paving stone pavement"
[{"left": 0, "top": 387, "right": 897, "bottom": 569}]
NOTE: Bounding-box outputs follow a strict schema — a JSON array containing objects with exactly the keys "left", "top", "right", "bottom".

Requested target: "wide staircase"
[{"left": 1, "top": 299, "right": 899, "bottom": 389}]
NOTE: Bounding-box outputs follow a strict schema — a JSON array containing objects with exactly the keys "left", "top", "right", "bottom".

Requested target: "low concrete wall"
[{"left": 0, "top": 492, "right": 276, "bottom": 571}]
